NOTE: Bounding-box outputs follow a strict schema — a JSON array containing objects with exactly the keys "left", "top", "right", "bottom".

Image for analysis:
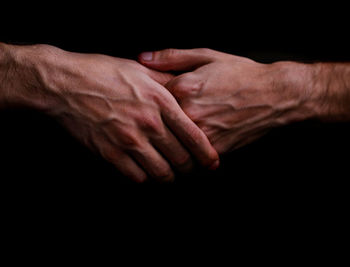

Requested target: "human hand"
[
  {"left": 139, "top": 48, "right": 321, "bottom": 153},
  {"left": 0, "top": 44, "right": 219, "bottom": 182}
]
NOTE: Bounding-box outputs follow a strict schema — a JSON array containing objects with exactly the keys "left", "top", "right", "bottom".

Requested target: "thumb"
[
  {"left": 146, "top": 68, "right": 175, "bottom": 86},
  {"left": 138, "top": 48, "right": 215, "bottom": 72}
]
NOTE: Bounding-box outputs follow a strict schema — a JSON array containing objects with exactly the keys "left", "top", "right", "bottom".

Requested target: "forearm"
[
  {"left": 0, "top": 42, "right": 58, "bottom": 110},
  {"left": 313, "top": 63, "right": 350, "bottom": 121},
  {"left": 271, "top": 61, "right": 350, "bottom": 123},
  {"left": 0, "top": 42, "right": 13, "bottom": 107}
]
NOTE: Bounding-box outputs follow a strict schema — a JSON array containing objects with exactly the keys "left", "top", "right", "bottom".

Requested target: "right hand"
[
  {"left": 2, "top": 44, "right": 219, "bottom": 182},
  {"left": 139, "top": 48, "right": 323, "bottom": 154}
]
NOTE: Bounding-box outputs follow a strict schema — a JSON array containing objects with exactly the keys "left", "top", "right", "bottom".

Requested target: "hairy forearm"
[
  {"left": 314, "top": 63, "right": 350, "bottom": 121},
  {"left": 0, "top": 42, "right": 59, "bottom": 110},
  {"left": 0, "top": 42, "right": 13, "bottom": 107},
  {"left": 271, "top": 61, "right": 350, "bottom": 123}
]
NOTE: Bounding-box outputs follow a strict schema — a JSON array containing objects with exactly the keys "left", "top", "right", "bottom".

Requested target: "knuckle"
[
  {"left": 128, "top": 60, "right": 145, "bottom": 70},
  {"left": 196, "top": 48, "right": 212, "bottom": 54},
  {"left": 96, "top": 141, "right": 115, "bottom": 162},
  {"left": 170, "top": 78, "right": 190, "bottom": 98},
  {"left": 170, "top": 74, "right": 203, "bottom": 98},
  {"left": 119, "top": 129, "right": 142, "bottom": 149},
  {"left": 193, "top": 48, "right": 216, "bottom": 57},
  {"left": 137, "top": 113, "right": 164, "bottom": 135},
  {"left": 172, "top": 78, "right": 187, "bottom": 90},
  {"left": 150, "top": 89, "right": 168, "bottom": 105},
  {"left": 191, "top": 78, "right": 205, "bottom": 93},
  {"left": 161, "top": 48, "right": 177, "bottom": 60}
]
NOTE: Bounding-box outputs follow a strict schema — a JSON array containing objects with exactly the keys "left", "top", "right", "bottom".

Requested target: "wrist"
[{"left": 268, "top": 61, "right": 326, "bottom": 123}]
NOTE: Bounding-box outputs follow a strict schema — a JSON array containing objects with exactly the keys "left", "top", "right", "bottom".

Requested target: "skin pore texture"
[
  {"left": 0, "top": 43, "right": 219, "bottom": 183},
  {"left": 139, "top": 48, "right": 350, "bottom": 154}
]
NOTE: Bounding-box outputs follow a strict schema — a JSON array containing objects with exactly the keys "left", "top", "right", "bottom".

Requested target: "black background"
[
  {"left": 1, "top": 3, "right": 349, "bottom": 259},
  {"left": 1, "top": 3, "right": 349, "bottom": 202}
]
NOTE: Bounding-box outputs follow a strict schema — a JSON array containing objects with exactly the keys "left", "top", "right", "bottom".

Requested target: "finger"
[
  {"left": 159, "top": 95, "right": 220, "bottom": 170},
  {"left": 129, "top": 143, "right": 175, "bottom": 183},
  {"left": 138, "top": 48, "right": 217, "bottom": 72},
  {"left": 164, "top": 72, "right": 202, "bottom": 99},
  {"left": 146, "top": 68, "right": 174, "bottom": 86},
  {"left": 100, "top": 142, "right": 147, "bottom": 183},
  {"left": 150, "top": 125, "right": 194, "bottom": 173},
  {"left": 112, "top": 153, "right": 148, "bottom": 183}
]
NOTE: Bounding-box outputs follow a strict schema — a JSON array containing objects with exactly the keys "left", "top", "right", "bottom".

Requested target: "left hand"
[{"left": 139, "top": 48, "right": 320, "bottom": 153}]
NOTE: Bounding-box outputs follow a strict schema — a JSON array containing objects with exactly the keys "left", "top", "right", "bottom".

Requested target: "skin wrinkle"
[{"left": 101, "top": 122, "right": 137, "bottom": 150}]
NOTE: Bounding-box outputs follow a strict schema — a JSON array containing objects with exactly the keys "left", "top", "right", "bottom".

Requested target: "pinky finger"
[{"left": 100, "top": 143, "right": 147, "bottom": 183}]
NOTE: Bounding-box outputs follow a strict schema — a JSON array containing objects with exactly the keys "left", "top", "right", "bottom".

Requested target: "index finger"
[{"left": 159, "top": 92, "right": 219, "bottom": 170}]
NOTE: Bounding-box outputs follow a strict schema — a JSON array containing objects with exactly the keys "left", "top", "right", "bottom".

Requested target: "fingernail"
[
  {"left": 209, "top": 159, "right": 220, "bottom": 170},
  {"left": 140, "top": 52, "right": 153, "bottom": 61}
]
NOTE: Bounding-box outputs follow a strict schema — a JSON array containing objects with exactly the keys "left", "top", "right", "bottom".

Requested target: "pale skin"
[
  {"left": 139, "top": 48, "right": 350, "bottom": 154},
  {"left": 0, "top": 43, "right": 219, "bottom": 183}
]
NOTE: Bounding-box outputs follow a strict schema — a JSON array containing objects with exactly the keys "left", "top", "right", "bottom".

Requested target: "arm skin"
[
  {"left": 0, "top": 43, "right": 219, "bottom": 183},
  {"left": 139, "top": 48, "right": 350, "bottom": 154}
]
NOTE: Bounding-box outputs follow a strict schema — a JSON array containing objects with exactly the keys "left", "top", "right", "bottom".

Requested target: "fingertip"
[
  {"left": 205, "top": 147, "right": 219, "bottom": 170},
  {"left": 203, "top": 139, "right": 220, "bottom": 170},
  {"left": 127, "top": 168, "right": 148, "bottom": 183},
  {"left": 209, "top": 159, "right": 220, "bottom": 170},
  {"left": 131, "top": 174, "right": 148, "bottom": 183},
  {"left": 139, "top": 51, "right": 154, "bottom": 62}
]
